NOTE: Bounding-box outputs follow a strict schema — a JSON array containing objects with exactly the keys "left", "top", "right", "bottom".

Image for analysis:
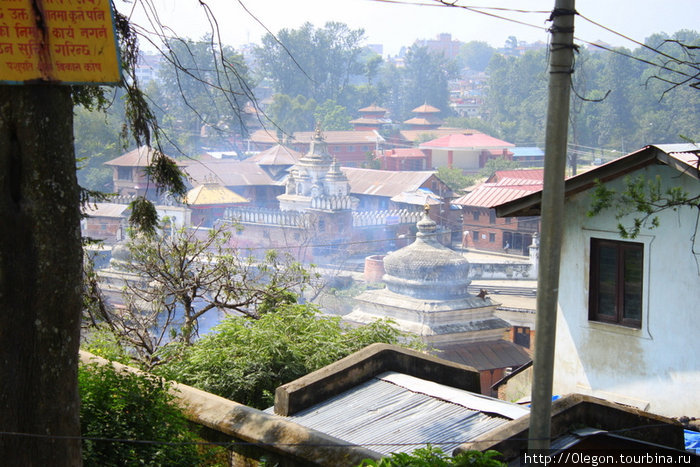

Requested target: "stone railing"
[
  {"left": 310, "top": 195, "right": 356, "bottom": 211},
  {"left": 352, "top": 209, "right": 422, "bottom": 227},
  {"left": 224, "top": 206, "right": 308, "bottom": 227}
]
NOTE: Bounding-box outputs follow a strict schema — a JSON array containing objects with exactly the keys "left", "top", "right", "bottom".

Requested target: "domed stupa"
[
  {"left": 382, "top": 210, "right": 471, "bottom": 300},
  {"left": 347, "top": 207, "right": 510, "bottom": 345}
]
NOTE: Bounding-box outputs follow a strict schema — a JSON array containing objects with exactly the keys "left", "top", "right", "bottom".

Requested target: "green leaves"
[
  {"left": 157, "top": 303, "right": 413, "bottom": 409},
  {"left": 79, "top": 363, "right": 205, "bottom": 465},
  {"left": 358, "top": 445, "right": 505, "bottom": 467},
  {"left": 587, "top": 176, "right": 699, "bottom": 238}
]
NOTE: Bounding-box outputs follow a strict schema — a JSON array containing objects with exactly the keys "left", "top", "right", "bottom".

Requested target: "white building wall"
[{"left": 553, "top": 164, "right": 700, "bottom": 418}]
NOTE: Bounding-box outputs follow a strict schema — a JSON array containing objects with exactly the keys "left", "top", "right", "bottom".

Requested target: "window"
[
  {"left": 117, "top": 167, "right": 132, "bottom": 181},
  {"left": 589, "top": 238, "right": 643, "bottom": 328},
  {"left": 489, "top": 233, "right": 496, "bottom": 242},
  {"left": 472, "top": 230, "right": 479, "bottom": 242},
  {"left": 473, "top": 210, "right": 480, "bottom": 221},
  {"left": 489, "top": 210, "right": 496, "bottom": 224}
]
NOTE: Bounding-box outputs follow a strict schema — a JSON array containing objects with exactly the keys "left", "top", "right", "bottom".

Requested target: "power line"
[{"left": 0, "top": 421, "right": 680, "bottom": 450}]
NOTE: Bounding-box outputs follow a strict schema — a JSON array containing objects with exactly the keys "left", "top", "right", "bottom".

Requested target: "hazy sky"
[{"left": 120, "top": 0, "right": 700, "bottom": 56}]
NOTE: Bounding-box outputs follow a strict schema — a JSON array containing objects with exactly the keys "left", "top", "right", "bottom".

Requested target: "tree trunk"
[{"left": 0, "top": 85, "right": 82, "bottom": 465}]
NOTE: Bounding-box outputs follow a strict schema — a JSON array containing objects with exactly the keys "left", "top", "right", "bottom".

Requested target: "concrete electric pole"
[{"left": 528, "top": 0, "right": 576, "bottom": 452}]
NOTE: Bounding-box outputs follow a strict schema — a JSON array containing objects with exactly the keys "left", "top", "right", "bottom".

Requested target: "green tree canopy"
[
  {"left": 157, "top": 303, "right": 415, "bottom": 408},
  {"left": 255, "top": 22, "right": 366, "bottom": 110},
  {"left": 456, "top": 41, "right": 495, "bottom": 72},
  {"left": 153, "top": 36, "right": 254, "bottom": 155},
  {"left": 79, "top": 362, "right": 208, "bottom": 465}
]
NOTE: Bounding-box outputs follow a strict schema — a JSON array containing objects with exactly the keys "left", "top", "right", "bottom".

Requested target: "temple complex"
[{"left": 347, "top": 207, "right": 530, "bottom": 395}]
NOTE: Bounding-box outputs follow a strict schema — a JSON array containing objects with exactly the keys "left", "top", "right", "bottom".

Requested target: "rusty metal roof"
[
  {"left": 343, "top": 168, "right": 436, "bottom": 197},
  {"left": 268, "top": 371, "right": 528, "bottom": 456},
  {"left": 496, "top": 144, "right": 700, "bottom": 217},
  {"left": 453, "top": 184, "right": 541, "bottom": 208},
  {"left": 488, "top": 169, "right": 544, "bottom": 183}
]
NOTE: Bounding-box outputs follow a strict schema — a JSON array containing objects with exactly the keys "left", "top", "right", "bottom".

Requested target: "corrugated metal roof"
[
  {"left": 343, "top": 168, "right": 436, "bottom": 197},
  {"left": 453, "top": 184, "right": 541, "bottom": 208},
  {"left": 292, "top": 130, "right": 385, "bottom": 144},
  {"left": 434, "top": 340, "right": 532, "bottom": 371},
  {"left": 268, "top": 371, "right": 526, "bottom": 456},
  {"left": 421, "top": 134, "right": 515, "bottom": 149},
  {"left": 183, "top": 161, "right": 276, "bottom": 187},
  {"left": 496, "top": 144, "right": 700, "bottom": 217},
  {"left": 247, "top": 144, "right": 301, "bottom": 165},
  {"left": 511, "top": 147, "right": 545, "bottom": 158},
  {"left": 390, "top": 189, "right": 441, "bottom": 205},
  {"left": 489, "top": 169, "right": 544, "bottom": 183},
  {"left": 104, "top": 146, "right": 178, "bottom": 167},
  {"left": 82, "top": 203, "right": 129, "bottom": 218}
]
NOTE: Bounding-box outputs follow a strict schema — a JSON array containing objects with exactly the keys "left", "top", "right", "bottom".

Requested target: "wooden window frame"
[{"left": 589, "top": 238, "right": 643, "bottom": 328}]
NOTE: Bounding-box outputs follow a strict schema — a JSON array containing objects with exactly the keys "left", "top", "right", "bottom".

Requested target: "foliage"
[
  {"left": 83, "top": 224, "right": 317, "bottom": 369},
  {"left": 587, "top": 175, "right": 700, "bottom": 238},
  {"left": 152, "top": 36, "right": 254, "bottom": 155},
  {"left": 456, "top": 41, "right": 495, "bottom": 72},
  {"left": 479, "top": 157, "right": 520, "bottom": 179},
  {"left": 266, "top": 94, "right": 352, "bottom": 134},
  {"left": 157, "top": 303, "right": 415, "bottom": 409},
  {"left": 358, "top": 445, "right": 505, "bottom": 467},
  {"left": 74, "top": 105, "right": 123, "bottom": 193},
  {"left": 443, "top": 116, "right": 499, "bottom": 137},
  {"left": 79, "top": 362, "right": 205, "bottom": 466},
  {"left": 437, "top": 167, "right": 477, "bottom": 192},
  {"left": 315, "top": 99, "right": 353, "bottom": 131},
  {"left": 401, "top": 45, "right": 457, "bottom": 121},
  {"left": 484, "top": 49, "right": 547, "bottom": 144},
  {"left": 255, "top": 22, "right": 366, "bottom": 110},
  {"left": 482, "top": 30, "right": 700, "bottom": 151}
]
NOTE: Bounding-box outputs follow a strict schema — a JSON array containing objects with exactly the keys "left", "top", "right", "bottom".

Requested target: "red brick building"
[{"left": 453, "top": 169, "right": 543, "bottom": 255}]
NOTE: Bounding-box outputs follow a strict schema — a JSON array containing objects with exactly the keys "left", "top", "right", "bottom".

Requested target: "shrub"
[
  {"left": 79, "top": 362, "right": 206, "bottom": 466},
  {"left": 157, "top": 303, "right": 417, "bottom": 408}
]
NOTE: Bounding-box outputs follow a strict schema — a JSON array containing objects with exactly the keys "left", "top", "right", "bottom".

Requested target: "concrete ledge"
[
  {"left": 80, "top": 351, "right": 381, "bottom": 466},
  {"left": 274, "top": 343, "right": 481, "bottom": 416},
  {"left": 453, "top": 393, "right": 684, "bottom": 460}
]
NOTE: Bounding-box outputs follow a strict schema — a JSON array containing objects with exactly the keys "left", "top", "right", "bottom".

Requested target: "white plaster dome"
[{"left": 382, "top": 211, "right": 470, "bottom": 300}]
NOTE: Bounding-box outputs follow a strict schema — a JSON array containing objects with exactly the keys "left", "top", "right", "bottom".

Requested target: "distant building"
[
  {"left": 453, "top": 169, "right": 542, "bottom": 255},
  {"left": 349, "top": 104, "right": 391, "bottom": 131},
  {"left": 511, "top": 146, "right": 545, "bottom": 167},
  {"left": 134, "top": 51, "right": 163, "bottom": 85},
  {"left": 414, "top": 33, "right": 462, "bottom": 60},
  {"left": 420, "top": 133, "right": 515, "bottom": 171},
  {"left": 402, "top": 103, "right": 443, "bottom": 131},
  {"left": 81, "top": 203, "right": 129, "bottom": 243},
  {"left": 248, "top": 129, "right": 385, "bottom": 167},
  {"left": 104, "top": 146, "right": 182, "bottom": 200}
]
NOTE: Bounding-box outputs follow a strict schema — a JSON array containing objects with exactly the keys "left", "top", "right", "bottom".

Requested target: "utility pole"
[{"left": 528, "top": 0, "right": 576, "bottom": 452}]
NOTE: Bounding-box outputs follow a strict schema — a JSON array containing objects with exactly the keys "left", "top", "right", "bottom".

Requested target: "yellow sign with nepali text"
[{"left": 0, "top": 0, "right": 120, "bottom": 84}]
